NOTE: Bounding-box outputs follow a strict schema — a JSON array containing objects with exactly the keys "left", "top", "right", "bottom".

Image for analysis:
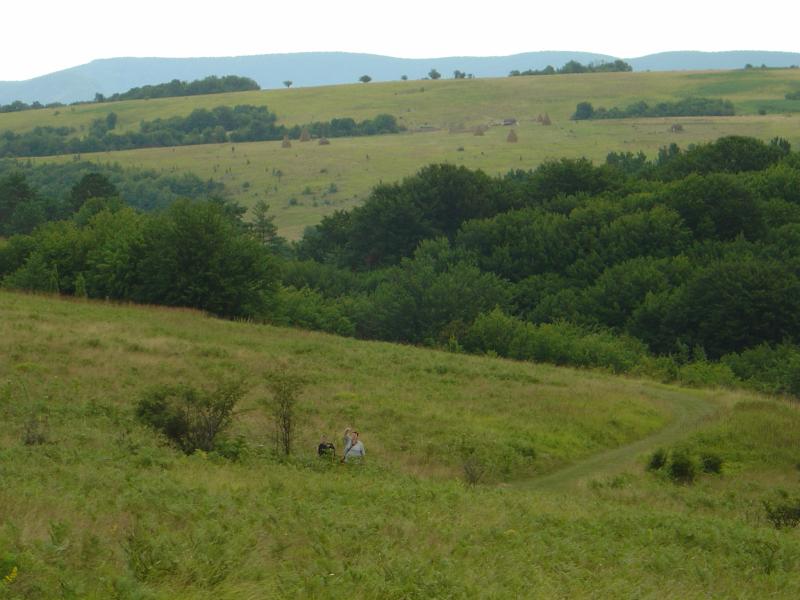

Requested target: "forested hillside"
[{"left": 3, "top": 135, "right": 800, "bottom": 397}]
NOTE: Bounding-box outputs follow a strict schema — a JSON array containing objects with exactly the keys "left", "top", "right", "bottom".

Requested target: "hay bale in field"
[
  {"left": 536, "top": 114, "right": 544, "bottom": 123},
  {"left": 281, "top": 135, "right": 292, "bottom": 148},
  {"left": 670, "top": 123, "right": 684, "bottom": 133},
  {"left": 318, "top": 137, "right": 330, "bottom": 145},
  {"left": 299, "top": 127, "right": 311, "bottom": 142},
  {"left": 542, "top": 113, "right": 552, "bottom": 126},
  {"left": 507, "top": 129, "right": 518, "bottom": 143}
]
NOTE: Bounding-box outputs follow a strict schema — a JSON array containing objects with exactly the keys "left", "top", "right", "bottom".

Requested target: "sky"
[{"left": 3, "top": 0, "right": 799, "bottom": 81}]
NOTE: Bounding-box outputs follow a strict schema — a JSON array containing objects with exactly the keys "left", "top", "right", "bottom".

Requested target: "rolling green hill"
[
  {"left": 7, "top": 69, "right": 800, "bottom": 239},
  {"left": 2, "top": 291, "right": 799, "bottom": 598}
]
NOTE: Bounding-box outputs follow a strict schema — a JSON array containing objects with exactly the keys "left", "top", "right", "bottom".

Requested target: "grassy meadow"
[
  {"left": 5, "top": 68, "right": 800, "bottom": 238},
  {"left": 2, "top": 291, "right": 800, "bottom": 598}
]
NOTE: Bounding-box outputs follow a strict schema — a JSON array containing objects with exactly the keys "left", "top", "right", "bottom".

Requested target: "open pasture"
[
  {"left": 1, "top": 292, "right": 800, "bottom": 598},
  {"left": 33, "top": 111, "right": 800, "bottom": 239}
]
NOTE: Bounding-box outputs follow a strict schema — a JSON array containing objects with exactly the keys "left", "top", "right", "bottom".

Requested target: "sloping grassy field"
[
  {"left": 3, "top": 69, "right": 800, "bottom": 134},
  {"left": 31, "top": 112, "right": 800, "bottom": 239},
  {"left": 1, "top": 291, "right": 799, "bottom": 598},
  {"left": 6, "top": 69, "right": 800, "bottom": 238}
]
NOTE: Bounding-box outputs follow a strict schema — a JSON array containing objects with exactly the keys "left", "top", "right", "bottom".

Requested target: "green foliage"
[
  {"left": 131, "top": 199, "right": 279, "bottom": 317},
  {"left": 276, "top": 286, "right": 356, "bottom": 337},
  {"left": 647, "top": 448, "right": 668, "bottom": 471},
  {"left": 0, "top": 199, "right": 278, "bottom": 319},
  {"left": 722, "top": 343, "right": 800, "bottom": 397},
  {"left": 666, "top": 449, "right": 698, "bottom": 484},
  {"left": 0, "top": 158, "right": 226, "bottom": 215},
  {"left": 0, "top": 106, "right": 403, "bottom": 158},
  {"left": 135, "top": 380, "right": 245, "bottom": 454},
  {"left": 764, "top": 493, "right": 800, "bottom": 529},
  {"left": 262, "top": 368, "right": 305, "bottom": 456},
  {"left": 69, "top": 172, "right": 118, "bottom": 212},
  {"left": 453, "top": 432, "right": 489, "bottom": 485},
  {"left": 573, "top": 97, "right": 735, "bottom": 120},
  {"left": 301, "top": 163, "right": 512, "bottom": 269},
  {"left": 463, "top": 309, "right": 648, "bottom": 373},
  {"left": 700, "top": 452, "right": 724, "bottom": 474},
  {"left": 511, "top": 59, "right": 632, "bottom": 77},
  {"left": 359, "top": 239, "right": 512, "bottom": 344},
  {"left": 103, "top": 75, "right": 260, "bottom": 102}
]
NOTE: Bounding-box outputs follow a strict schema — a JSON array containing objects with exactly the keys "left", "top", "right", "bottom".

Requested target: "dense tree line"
[
  {"left": 0, "top": 181, "right": 279, "bottom": 318},
  {"left": 0, "top": 76, "right": 259, "bottom": 115},
  {"left": 287, "top": 135, "right": 800, "bottom": 394},
  {"left": 98, "top": 75, "right": 260, "bottom": 102},
  {"left": 786, "top": 90, "right": 800, "bottom": 100},
  {"left": 0, "top": 106, "right": 402, "bottom": 158},
  {"left": 509, "top": 59, "right": 632, "bottom": 77},
  {"left": 572, "top": 97, "right": 735, "bottom": 120},
  {"left": 0, "top": 100, "right": 66, "bottom": 113},
  {"left": 5, "top": 135, "right": 800, "bottom": 396},
  {"left": 0, "top": 160, "right": 224, "bottom": 235}
]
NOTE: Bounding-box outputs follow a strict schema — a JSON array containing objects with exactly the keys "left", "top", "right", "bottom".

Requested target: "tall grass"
[{"left": 1, "top": 291, "right": 799, "bottom": 598}]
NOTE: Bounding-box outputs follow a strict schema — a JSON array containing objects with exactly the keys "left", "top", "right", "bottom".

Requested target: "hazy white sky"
[{"left": 3, "top": 0, "right": 799, "bottom": 80}]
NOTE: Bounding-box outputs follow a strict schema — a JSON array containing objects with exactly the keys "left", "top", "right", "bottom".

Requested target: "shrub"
[
  {"left": 700, "top": 452, "right": 724, "bottom": 474},
  {"left": 211, "top": 435, "right": 249, "bottom": 461},
  {"left": 763, "top": 494, "right": 800, "bottom": 529},
  {"left": 667, "top": 449, "right": 697, "bottom": 484},
  {"left": 136, "top": 380, "right": 245, "bottom": 454},
  {"left": 263, "top": 368, "right": 305, "bottom": 456},
  {"left": 22, "top": 415, "right": 48, "bottom": 446},
  {"left": 453, "top": 434, "right": 488, "bottom": 486},
  {"left": 647, "top": 447, "right": 668, "bottom": 471}
]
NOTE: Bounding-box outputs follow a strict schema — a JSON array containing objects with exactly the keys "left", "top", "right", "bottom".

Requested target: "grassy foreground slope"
[
  {"left": 9, "top": 69, "right": 800, "bottom": 238},
  {"left": 1, "top": 291, "right": 800, "bottom": 598}
]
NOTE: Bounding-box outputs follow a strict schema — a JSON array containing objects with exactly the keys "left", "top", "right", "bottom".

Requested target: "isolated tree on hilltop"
[
  {"left": 429, "top": 69, "right": 442, "bottom": 80},
  {"left": 283, "top": 80, "right": 293, "bottom": 88},
  {"left": 359, "top": 75, "right": 372, "bottom": 83}
]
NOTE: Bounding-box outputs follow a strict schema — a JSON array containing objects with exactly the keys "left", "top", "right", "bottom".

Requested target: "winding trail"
[{"left": 513, "top": 387, "right": 719, "bottom": 492}]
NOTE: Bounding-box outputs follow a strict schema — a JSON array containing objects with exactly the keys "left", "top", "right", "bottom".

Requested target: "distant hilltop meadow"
[{"left": 1, "top": 49, "right": 800, "bottom": 104}]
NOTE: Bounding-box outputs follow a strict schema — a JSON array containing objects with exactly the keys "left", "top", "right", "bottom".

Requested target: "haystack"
[
  {"left": 318, "top": 137, "right": 331, "bottom": 145},
  {"left": 281, "top": 135, "right": 292, "bottom": 148},
  {"left": 507, "top": 129, "right": 518, "bottom": 143}
]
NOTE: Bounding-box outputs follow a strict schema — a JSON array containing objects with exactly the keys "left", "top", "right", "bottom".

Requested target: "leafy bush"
[
  {"left": 763, "top": 494, "right": 800, "bottom": 529},
  {"left": 700, "top": 452, "right": 724, "bottom": 474},
  {"left": 136, "top": 380, "right": 245, "bottom": 454},
  {"left": 667, "top": 449, "right": 698, "bottom": 484},
  {"left": 262, "top": 368, "right": 306, "bottom": 456},
  {"left": 647, "top": 448, "right": 668, "bottom": 471},
  {"left": 463, "top": 309, "right": 648, "bottom": 373},
  {"left": 677, "top": 361, "right": 738, "bottom": 388},
  {"left": 453, "top": 433, "right": 489, "bottom": 486},
  {"left": 211, "top": 435, "right": 250, "bottom": 462},
  {"left": 723, "top": 343, "right": 800, "bottom": 397}
]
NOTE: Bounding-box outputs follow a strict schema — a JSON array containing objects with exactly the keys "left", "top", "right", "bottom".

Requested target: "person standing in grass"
[
  {"left": 344, "top": 431, "right": 365, "bottom": 463},
  {"left": 342, "top": 427, "right": 353, "bottom": 456}
]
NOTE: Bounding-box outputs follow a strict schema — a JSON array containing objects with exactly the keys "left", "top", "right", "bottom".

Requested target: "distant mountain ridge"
[{"left": 2, "top": 50, "right": 799, "bottom": 105}]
